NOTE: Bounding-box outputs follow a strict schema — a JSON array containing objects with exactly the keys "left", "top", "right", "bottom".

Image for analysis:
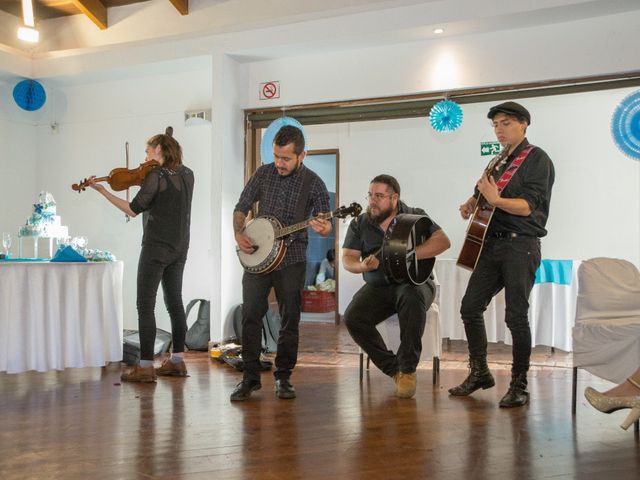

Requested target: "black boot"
[
  {"left": 448, "top": 357, "right": 495, "bottom": 396},
  {"left": 230, "top": 379, "right": 262, "bottom": 401},
  {"left": 499, "top": 372, "right": 529, "bottom": 408}
]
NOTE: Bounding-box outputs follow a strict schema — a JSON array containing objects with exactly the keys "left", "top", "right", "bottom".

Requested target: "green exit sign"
[{"left": 481, "top": 141, "right": 501, "bottom": 156}]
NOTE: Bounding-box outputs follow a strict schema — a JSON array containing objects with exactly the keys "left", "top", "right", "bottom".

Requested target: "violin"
[{"left": 71, "top": 159, "right": 159, "bottom": 193}]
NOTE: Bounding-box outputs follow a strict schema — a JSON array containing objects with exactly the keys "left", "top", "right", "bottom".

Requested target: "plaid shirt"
[{"left": 235, "top": 163, "right": 330, "bottom": 269}]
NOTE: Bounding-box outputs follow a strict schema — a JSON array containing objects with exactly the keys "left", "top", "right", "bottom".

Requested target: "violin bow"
[{"left": 125, "top": 142, "right": 130, "bottom": 223}]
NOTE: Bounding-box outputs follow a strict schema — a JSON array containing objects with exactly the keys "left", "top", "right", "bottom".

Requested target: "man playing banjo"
[
  {"left": 232, "top": 125, "right": 331, "bottom": 402},
  {"left": 342, "top": 174, "right": 450, "bottom": 398}
]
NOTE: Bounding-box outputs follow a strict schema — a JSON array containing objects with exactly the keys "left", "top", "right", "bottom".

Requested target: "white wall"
[
  {"left": 212, "top": 52, "right": 248, "bottom": 341},
  {"left": 0, "top": 79, "right": 37, "bottom": 240},
  {"left": 24, "top": 59, "right": 213, "bottom": 332},
  {"left": 303, "top": 87, "right": 640, "bottom": 313},
  {"left": 246, "top": 10, "right": 640, "bottom": 108}
]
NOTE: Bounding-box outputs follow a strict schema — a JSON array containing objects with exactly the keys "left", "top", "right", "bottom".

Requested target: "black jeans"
[
  {"left": 344, "top": 280, "right": 435, "bottom": 376},
  {"left": 137, "top": 245, "right": 188, "bottom": 361},
  {"left": 241, "top": 262, "right": 306, "bottom": 382},
  {"left": 460, "top": 236, "right": 541, "bottom": 374}
]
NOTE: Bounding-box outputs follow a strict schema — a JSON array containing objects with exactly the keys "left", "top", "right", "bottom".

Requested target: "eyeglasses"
[{"left": 365, "top": 192, "right": 394, "bottom": 202}]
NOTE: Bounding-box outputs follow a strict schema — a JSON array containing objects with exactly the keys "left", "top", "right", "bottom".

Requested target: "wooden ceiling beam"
[
  {"left": 168, "top": 0, "right": 188, "bottom": 15},
  {"left": 73, "top": 0, "right": 108, "bottom": 29}
]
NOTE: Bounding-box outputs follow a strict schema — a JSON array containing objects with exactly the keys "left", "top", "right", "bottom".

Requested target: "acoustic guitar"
[
  {"left": 237, "top": 202, "right": 362, "bottom": 274},
  {"left": 456, "top": 145, "right": 511, "bottom": 270},
  {"left": 382, "top": 214, "right": 435, "bottom": 285}
]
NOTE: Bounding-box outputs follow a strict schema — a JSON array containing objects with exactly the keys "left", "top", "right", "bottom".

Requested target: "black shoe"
[
  {"left": 499, "top": 372, "right": 529, "bottom": 408},
  {"left": 275, "top": 379, "right": 296, "bottom": 399},
  {"left": 230, "top": 379, "right": 261, "bottom": 401},
  {"left": 448, "top": 357, "right": 495, "bottom": 396}
]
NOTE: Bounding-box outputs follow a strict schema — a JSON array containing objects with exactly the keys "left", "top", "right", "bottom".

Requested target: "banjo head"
[{"left": 237, "top": 216, "right": 284, "bottom": 272}]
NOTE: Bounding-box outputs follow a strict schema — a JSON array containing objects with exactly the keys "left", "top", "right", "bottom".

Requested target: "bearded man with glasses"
[{"left": 342, "top": 174, "right": 450, "bottom": 398}]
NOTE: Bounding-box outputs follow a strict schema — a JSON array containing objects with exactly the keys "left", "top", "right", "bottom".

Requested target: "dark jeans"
[
  {"left": 344, "top": 280, "right": 435, "bottom": 376},
  {"left": 460, "top": 236, "right": 541, "bottom": 374},
  {"left": 137, "top": 245, "right": 188, "bottom": 361},
  {"left": 241, "top": 262, "right": 306, "bottom": 382}
]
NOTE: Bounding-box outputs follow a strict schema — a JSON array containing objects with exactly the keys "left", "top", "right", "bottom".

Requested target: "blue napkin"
[
  {"left": 535, "top": 259, "right": 573, "bottom": 285},
  {"left": 51, "top": 245, "right": 87, "bottom": 263}
]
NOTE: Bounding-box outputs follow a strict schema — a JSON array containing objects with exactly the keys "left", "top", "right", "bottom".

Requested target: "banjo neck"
[{"left": 275, "top": 211, "right": 336, "bottom": 239}]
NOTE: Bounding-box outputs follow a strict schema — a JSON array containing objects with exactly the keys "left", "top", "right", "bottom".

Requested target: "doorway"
[{"left": 301, "top": 149, "right": 340, "bottom": 324}]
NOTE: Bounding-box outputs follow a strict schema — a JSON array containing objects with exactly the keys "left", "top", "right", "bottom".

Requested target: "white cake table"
[{"left": 0, "top": 261, "right": 124, "bottom": 373}]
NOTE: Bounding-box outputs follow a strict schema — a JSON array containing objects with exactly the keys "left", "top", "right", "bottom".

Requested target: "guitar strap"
[
  {"left": 286, "top": 167, "right": 313, "bottom": 246},
  {"left": 495, "top": 144, "right": 535, "bottom": 193}
]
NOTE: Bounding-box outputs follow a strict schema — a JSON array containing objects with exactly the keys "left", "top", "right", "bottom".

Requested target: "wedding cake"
[{"left": 19, "top": 192, "right": 69, "bottom": 238}]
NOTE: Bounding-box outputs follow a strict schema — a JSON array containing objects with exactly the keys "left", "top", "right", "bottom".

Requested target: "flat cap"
[{"left": 487, "top": 101, "right": 531, "bottom": 125}]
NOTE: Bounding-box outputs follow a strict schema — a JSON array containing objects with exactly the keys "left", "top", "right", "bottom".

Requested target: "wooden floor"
[{"left": 1, "top": 322, "right": 639, "bottom": 480}]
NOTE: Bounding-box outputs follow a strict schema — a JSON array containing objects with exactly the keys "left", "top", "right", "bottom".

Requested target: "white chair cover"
[{"left": 572, "top": 257, "right": 640, "bottom": 383}]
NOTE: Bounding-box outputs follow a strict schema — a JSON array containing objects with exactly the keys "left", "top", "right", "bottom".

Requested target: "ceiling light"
[
  {"left": 433, "top": 28, "right": 444, "bottom": 34},
  {"left": 17, "top": 0, "right": 39, "bottom": 43},
  {"left": 18, "top": 26, "right": 39, "bottom": 43},
  {"left": 21, "top": 0, "right": 35, "bottom": 27}
]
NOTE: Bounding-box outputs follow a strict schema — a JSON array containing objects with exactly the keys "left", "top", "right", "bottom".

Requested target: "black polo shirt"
[
  {"left": 474, "top": 139, "right": 555, "bottom": 237},
  {"left": 343, "top": 201, "right": 442, "bottom": 286}
]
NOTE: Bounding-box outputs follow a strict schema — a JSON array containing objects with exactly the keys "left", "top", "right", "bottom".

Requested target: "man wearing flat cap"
[{"left": 449, "top": 101, "right": 555, "bottom": 407}]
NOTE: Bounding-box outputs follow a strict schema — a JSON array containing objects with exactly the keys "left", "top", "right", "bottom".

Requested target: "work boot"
[
  {"left": 121, "top": 364, "right": 157, "bottom": 383},
  {"left": 448, "top": 357, "right": 495, "bottom": 396},
  {"left": 155, "top": 357, "right": 188, "bottom": 377},
  {"left": 394, "top": 372, "right": 417, "bottom": 399},
  {"left": 499, "top": 372, "right": 529, "bottom": 407}
]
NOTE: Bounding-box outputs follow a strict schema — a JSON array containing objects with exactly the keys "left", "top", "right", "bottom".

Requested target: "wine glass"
[{"left": 2, "top": 232, "right": 11, "bottom": 256}]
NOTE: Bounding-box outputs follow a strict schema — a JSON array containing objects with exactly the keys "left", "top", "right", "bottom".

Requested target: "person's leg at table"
[
  {"left": 122, "top": 245, "right": 166, "bottom": 382},
  {"left": 156, "top": 250, "right": 189, "bottom": 377}
]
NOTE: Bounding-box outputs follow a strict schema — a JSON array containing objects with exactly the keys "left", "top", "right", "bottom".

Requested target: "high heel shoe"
[{"left": 584, "top": 377, "right": 640, "bottom": 431}]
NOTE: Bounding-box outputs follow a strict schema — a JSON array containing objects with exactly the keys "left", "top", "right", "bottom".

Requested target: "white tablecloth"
[
  {"left": 435, "top": 258, "right": 580, "bottom": 351},
  {"left": 0, "top": 261, "right": 124, "bottom": 373}
]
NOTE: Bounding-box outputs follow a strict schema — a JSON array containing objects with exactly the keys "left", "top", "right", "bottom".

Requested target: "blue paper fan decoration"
[
  {"left": 429, "top": 99, "right": 463, "bottom": 132},
  {"left": 261, "top": 116, "right": 306, "bottom": 164},
  {"left": 611, "top": 90, "right": 640, "bottom": 161},
  {"left": 13, "top": 79, "right": 47, "bottom": 111}
]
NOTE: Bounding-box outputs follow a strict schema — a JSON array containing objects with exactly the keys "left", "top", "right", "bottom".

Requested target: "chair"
[
  {"left": 359, "top": 273, "right": 442, "bottom": 384},
  {"left": 571, "top": 257, "right": 640, "bottom": 430}
]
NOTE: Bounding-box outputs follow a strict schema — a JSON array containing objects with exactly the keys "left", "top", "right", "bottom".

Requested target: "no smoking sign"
[{"left": 260, "top": 81, "right": 280, "bottom": 100}]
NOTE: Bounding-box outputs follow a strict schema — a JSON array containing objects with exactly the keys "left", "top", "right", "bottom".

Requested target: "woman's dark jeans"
[{"left": 137, "top": 245, "right": 188, "bottom": 361}]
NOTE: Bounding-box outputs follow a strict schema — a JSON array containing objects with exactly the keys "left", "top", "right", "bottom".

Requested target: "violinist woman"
[{"left": 87, "top": 127, "right": 194, "bottom": 382}]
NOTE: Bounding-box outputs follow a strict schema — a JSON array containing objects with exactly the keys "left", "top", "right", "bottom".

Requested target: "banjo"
[
  {"left": 381, "top": 214, "right": 435, "bottom": 285},
  {"left": 237, "top": 202, "right": 362, "bottom": 274}
]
